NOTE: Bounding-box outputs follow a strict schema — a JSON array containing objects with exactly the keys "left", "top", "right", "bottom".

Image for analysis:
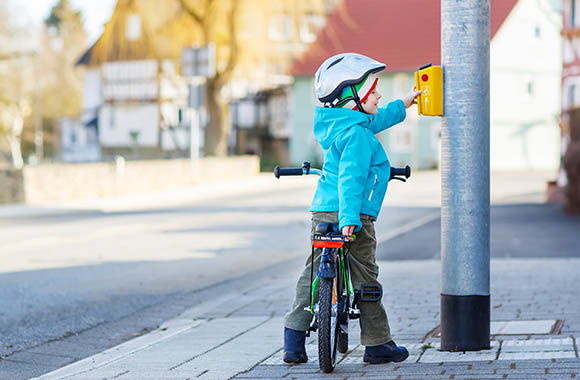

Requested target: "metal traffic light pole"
[{"left": 440, "top": 0, "right": 491, "bottom": 351}]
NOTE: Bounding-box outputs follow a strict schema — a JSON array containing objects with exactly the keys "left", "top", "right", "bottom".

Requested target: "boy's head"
[
  {"left": 315, "top": 53, "right": 385, "bottom": 114},
  {"left": 336, "top": 73, "right": 381, "bottom": 114}
]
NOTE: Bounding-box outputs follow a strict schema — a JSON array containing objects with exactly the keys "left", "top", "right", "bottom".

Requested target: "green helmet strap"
[{"left": 335, "top": 74, "right": 378, "bottom": 113}]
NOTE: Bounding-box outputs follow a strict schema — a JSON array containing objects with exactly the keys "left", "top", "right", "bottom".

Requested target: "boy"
[{"left": 283, "top": 53, "right": 421, "bottom": 364}]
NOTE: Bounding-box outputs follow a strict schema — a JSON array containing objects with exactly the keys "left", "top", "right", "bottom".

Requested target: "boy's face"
[{"left": 362, "top": 89, "right": 381, "bottom": 114}]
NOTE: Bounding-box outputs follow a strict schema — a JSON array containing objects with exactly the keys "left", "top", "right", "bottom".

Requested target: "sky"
[{"left": 11, "top": 0, "right": 117, "bottom": 46}]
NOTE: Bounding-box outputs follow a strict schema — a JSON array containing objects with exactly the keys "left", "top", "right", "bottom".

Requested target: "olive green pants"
[{"left": 284, "top": 212, "right": 392, "bottom": 346}]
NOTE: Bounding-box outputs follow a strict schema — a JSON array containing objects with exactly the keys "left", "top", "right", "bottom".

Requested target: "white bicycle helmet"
[{"left": 315, "top": 53, "right": 386, "bottom": 110}]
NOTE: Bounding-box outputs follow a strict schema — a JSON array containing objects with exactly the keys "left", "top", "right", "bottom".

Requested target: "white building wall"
[
  {"left": 490, "top": 0, "right": 562, "bottom": 170},
  {"left": 60, "top": 118, "right": 100, "bottom": 162},
  {"left": 99, "top": 103, "right": 160, "bottom": 147},
  {"left": 82, "top": 69, "right": 102, "bottom": 111}
]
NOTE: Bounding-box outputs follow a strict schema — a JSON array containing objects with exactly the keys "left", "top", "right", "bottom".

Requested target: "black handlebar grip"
[
  {"left": 274, "top": 166, "right": 304, "bottom": 179},
  {"left": 390, "top": 165, "right": 411, "bottom": 179}
]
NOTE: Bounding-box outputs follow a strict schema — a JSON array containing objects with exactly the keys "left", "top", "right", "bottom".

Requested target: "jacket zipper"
[{"left": 368, "top": 174, "right": 378, "bottom": 201}]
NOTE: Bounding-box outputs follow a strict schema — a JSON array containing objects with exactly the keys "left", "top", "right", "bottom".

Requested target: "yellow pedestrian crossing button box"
[{"left": 415, "top": 63, "right": 443, "bottom": 116}]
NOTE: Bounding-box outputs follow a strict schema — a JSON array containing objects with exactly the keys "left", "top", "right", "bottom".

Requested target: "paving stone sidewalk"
[
  {"left": 32, "top": 257, "right": 580, "bottom": 380},
  {"left": 235, "top": 258, "right": 580, "bottom": 380}
]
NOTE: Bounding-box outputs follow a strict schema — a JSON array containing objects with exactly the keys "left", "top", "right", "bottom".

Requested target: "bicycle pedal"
[
  {"left": 357, "top": 283, "right": 383, "bottom": 302},
  {"left": 348, "top": 308, "right": 360, "bottom": 319},
  {"left": 308, "top": 321, "right": 318, "bottom": 333}
]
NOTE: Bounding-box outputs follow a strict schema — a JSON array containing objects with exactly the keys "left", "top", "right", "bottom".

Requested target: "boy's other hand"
[
  {"left": 402, "top": 89, "right": 422, "bottom": 109},
  {"left": 342, "top": 225, "right": 355, "bottom": 241}
]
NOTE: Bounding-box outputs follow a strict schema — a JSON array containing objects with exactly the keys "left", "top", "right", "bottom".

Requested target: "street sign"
[
  {"left": 181, "top": 44, "right": 216, "bottom": 78},
  {"left": 188, "top": 82, "right": 205, "bottom": 109}
]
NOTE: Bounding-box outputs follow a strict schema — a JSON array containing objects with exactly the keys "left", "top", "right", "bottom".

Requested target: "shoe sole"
[
  {"left": 283, "top": 353, "right": 308, "bottom": 364},
  {"left": 283, "top": 358, "right": 308, "bottom": 364},
  {"left": 363, "top": 353, "right": 408, "bottom": 364}
]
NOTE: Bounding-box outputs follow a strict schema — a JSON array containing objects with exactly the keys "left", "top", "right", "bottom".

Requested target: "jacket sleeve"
[
  {"left": 335, "top": 126, "right": 372, "bottom": 232},
  {"left": 368, "top": 99, "right": 406, "bottom": 134}
]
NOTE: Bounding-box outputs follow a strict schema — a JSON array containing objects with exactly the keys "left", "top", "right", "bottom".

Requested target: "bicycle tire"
[
  {"left": 337, "top": 269, "right": 348, "bottom": 353},
  {"left": 318, "top": 277, "right": 338, "bottom": 373}
]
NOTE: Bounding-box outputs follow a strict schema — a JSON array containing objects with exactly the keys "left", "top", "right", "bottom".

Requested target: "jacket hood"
[{"left": 313, "top": 107, "right": 372, "bottom": 149}]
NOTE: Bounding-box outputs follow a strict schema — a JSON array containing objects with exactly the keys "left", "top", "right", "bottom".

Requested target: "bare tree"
[
  {"left": 177, "top": 0, "right": 239, "bottom": 156},
  {"left": 0, "top": 2, "right": 32, "bottom": 168},
  {"left": 38, "top": 0, "right": 87, "bottom": 158},
  {"left": 0, "top": 0, "right": 87, "bottom": 166}
]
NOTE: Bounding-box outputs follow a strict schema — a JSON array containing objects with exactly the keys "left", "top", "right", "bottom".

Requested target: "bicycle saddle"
[{"left": 315, "top": 222, "right": 340, "bottom": 234}]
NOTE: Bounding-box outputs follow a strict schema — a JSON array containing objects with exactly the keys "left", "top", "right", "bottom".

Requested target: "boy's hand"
[
  {"left": 342, "top": 225, "right": 355, "bottom": 241},
  {"left": 402, "top": 89, "right": 422, "bottom": 109}
]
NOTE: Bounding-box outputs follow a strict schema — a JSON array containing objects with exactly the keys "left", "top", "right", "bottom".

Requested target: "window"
[
  {"left": 126, "top": 14, "right": 141, "bottom": 41},
  {"left": 87, "top": 127, "right": 98, "bottom": 145},
  {"left": 109, "top": 107, "right": 115, "bottom": 129},
  {"left": 527, "top": 81, "right": 534, "bottom": 95},
  {"left": 569, "top": 84, "right": 576, "bottom": 108},
  {"left": 535, "top": 26, "right": 541, "bottom": 38},
  {"left": 572, "top": 0, "right": 577, "bottom": 28},
  {"left": 268, "top": 14, "right": 294, "bottom": 41},
  {"left": 300, "top": 15, "right": 325, "bottom": 43},
  {"left": 564, "top": 39, "right": 575, "bottom": 63}
]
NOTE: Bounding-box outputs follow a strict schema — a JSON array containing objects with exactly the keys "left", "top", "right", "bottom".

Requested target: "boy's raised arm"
[
  {"left": 368, "top": 99, "right": 406, "bottom": 134},
  {"left": 335, "top": 126, "right": 372, "bottom": 232}
]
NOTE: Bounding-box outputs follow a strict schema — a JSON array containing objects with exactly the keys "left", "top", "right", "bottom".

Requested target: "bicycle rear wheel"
[
  {"left": 337, "top": 255, "right": 349, "bottom": 354},
  {"left": 318, "top": 277, "right": 338, "bottom": 373}
]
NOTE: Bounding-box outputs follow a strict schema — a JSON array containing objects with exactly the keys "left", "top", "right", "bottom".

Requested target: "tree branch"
[
  {"left": 177, "top": 0, "right": 203, "bottom": 25},
  {"left": 216, "top": 0, "right": 239, "bottom": 88}
]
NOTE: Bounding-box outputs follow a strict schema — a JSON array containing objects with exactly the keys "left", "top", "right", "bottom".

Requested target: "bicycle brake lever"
[{"left": 391, "top": 177, "right": 407, "bottom": 182}]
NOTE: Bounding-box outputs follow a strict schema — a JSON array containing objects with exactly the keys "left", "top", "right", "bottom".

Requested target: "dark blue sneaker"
[
  {"left": 283, "top": 328, "right": 308, "bottom": 364},
  {"left": 363, "top": 340, "right": 409, "bottom": 364}
]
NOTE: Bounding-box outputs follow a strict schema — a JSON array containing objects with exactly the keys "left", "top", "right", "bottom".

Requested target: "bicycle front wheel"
[{"left": 318, "top": 277, "right": 338, "bottom": 373}]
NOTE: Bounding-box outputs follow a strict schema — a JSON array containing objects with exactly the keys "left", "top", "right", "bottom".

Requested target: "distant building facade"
[
  {"left": 75, "top": 0, "right": 340, "bottom": 161},
  {"left": 290, "top": 0, "right": 562, "bottom": 171},
  {"left": 562, "top": 0, "right": 580, "bottom": 186}
]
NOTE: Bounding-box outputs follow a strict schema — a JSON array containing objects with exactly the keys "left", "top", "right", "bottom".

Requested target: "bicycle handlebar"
[
  {"left": 274, "top": 161, "right": 411, "bottom": 182},
  {"left": 274, "top": 167, "right": 303, "bottom": 178},
  {"left": 389, "top": 165, "right": 411, "bottom": 182}
]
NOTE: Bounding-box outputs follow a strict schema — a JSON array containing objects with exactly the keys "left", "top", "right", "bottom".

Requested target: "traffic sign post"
[{"left": 181, "top": 44, "right": 215, "bottom": 167}]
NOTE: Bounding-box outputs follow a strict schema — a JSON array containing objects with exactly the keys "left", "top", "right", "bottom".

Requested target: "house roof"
[
  {"left": 77, "top": 0, "right": 197, "bottom": 66},
  {"left": 292, "top": 0, "right": 519, "bottom": 76}
]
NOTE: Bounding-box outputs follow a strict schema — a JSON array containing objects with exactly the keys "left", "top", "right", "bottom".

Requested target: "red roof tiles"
[{"left": 292, "top": 0, "right": 519, "bottom": 76}]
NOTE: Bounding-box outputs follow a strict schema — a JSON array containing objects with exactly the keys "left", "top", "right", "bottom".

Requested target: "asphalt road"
[{"left": 376, "top": 202, "right": 580, "bottom": 260}]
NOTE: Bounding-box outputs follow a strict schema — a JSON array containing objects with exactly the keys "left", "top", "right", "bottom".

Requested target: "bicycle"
[{"left": 274, "top": 161, "right": 411, "bottom": 373}]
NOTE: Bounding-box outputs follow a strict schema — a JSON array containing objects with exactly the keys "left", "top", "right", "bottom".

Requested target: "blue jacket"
[{"left": 309, "top": 100, "right": 406, "bottom": 231}]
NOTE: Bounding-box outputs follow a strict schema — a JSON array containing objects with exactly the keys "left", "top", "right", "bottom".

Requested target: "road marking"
[{"left": 376, "top": 211, "right": 440, "bottom": 245}]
